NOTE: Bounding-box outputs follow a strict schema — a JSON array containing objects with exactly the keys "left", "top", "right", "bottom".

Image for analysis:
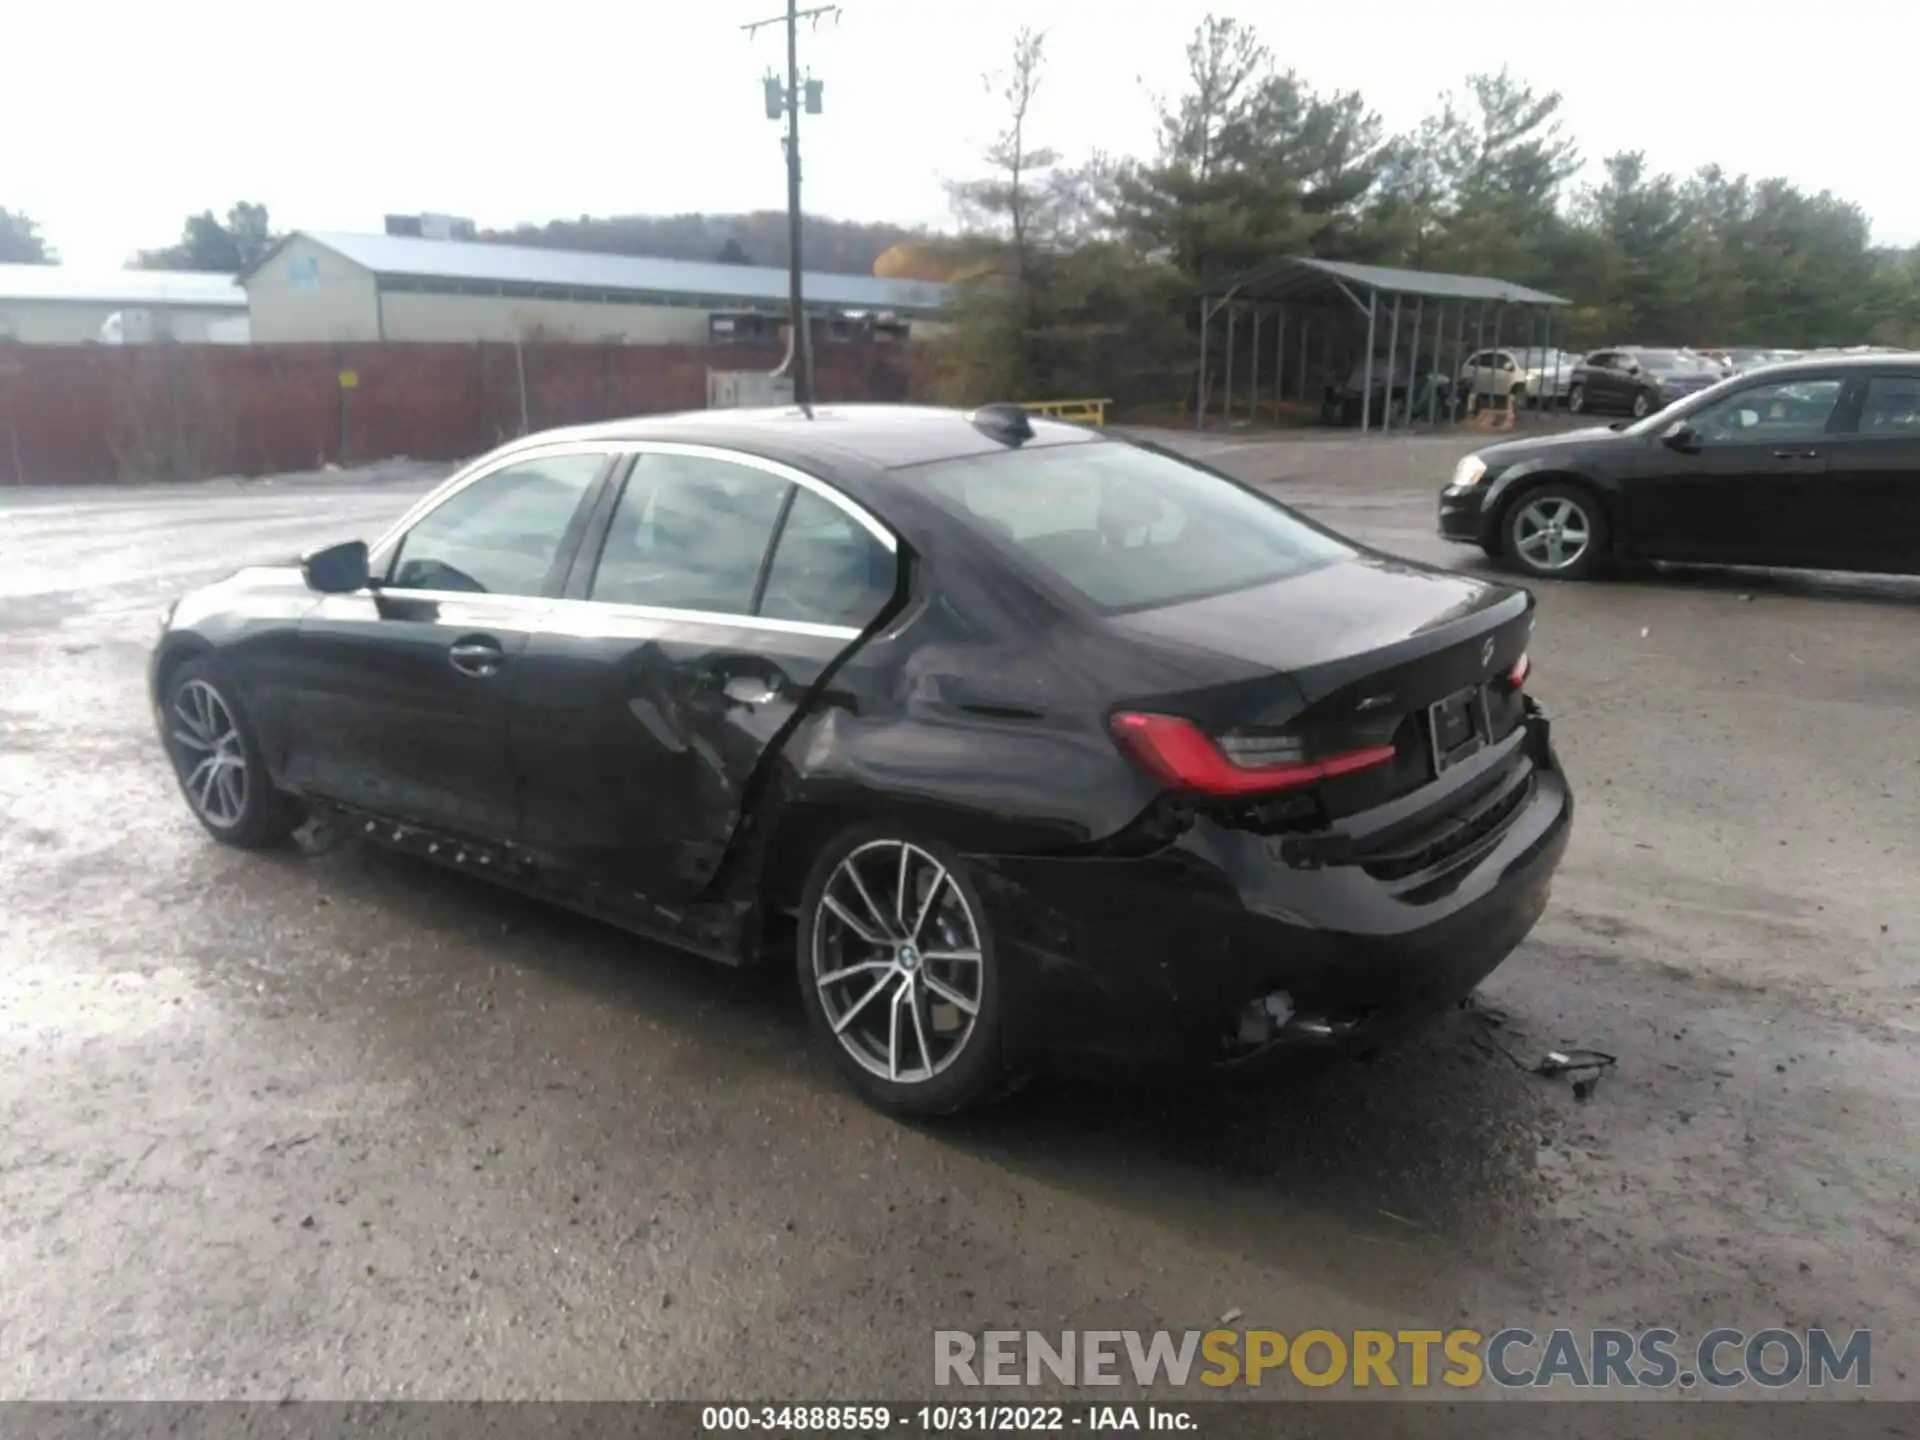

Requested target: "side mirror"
[
  {"left": 1661, "top": 422, "right": 1700, "bottom": 452},
  {"left": 301, "top": 539, "right": 370, "bottom": 594}
]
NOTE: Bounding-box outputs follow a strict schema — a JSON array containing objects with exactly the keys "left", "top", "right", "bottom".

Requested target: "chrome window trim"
[
  {"left": 544, "top": 596, "right": 861, "bottom": 643},
  {"left": 355, "top": 588, "right": 554, "bottom": 616},
  {"left": 349, "top": 588, "right": 864, "bottom": 642},
  {"left": 615, "top": 441, "right": 898, "bottom": 552},
  {"left": 375, "top": 438, "right": 896, "bottom": 559}
]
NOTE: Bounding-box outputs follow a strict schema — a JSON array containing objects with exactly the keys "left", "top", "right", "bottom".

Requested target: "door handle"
[
  {"left": 722, "top": 674, "right": 781, "bottom": 706},
  {"left": 448, "top": 637, "right": 505, "bottom": 678},
  {"left": 1771, "top": 447, "right": 1819, "bottom": 459}
]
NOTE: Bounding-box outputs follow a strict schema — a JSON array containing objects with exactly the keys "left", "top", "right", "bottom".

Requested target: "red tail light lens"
[
  {"left": 1111, "top": 712, "right": 1396, "bottom": 797},
  {"left": 1508, "top": 653, "right": 1531, "bottom": 689}
]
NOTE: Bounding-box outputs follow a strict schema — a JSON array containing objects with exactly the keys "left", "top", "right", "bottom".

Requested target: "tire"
[
  {"left": 796, "top": 824, "right": 1007, "bottom": 1116},
  {"left": 1567, "top": 384, "right": 1586, "bottom": 415},
  {"left": 1631, "top": 389, "right": 1654, "bottom": 419},
  {"left": 1501, "top": 481, "right": 1610, "bottom": 581},
  {"left": 159, "top": 656, "right": 301, "bottom": 848}
]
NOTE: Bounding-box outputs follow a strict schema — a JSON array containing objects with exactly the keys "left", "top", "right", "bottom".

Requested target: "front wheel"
[
  {"left": 1567, "top": 384, "right": 1586, "bottom": 414},
  {"left": 1503, "top": 483, "right": 1609, "bottom": 581},
  {"left": 796, "top": 827, "right": 1007, "bottom": 1116},
  {"left": 160, "top": 657, "right": 301, "bottom": 847},
  {"left": 1631, "top": 389, "right": 1655, "bottom": 419}
]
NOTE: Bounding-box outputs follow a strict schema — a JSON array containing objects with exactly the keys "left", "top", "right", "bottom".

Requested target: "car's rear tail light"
[
  {"left": 1507, "top": 653, "right": 1531, "bottom": 689},
  {"left": 1111, "top": 712, "right": 1396, "bottom": 797}
]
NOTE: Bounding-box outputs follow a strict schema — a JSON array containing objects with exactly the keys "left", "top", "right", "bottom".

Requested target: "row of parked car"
[
  {"left": 1459, "top": 346, "right": 1798, "bottom": 419},
  {"left": 1333, "top": 344, "right": 1903, "bottom": 425}
]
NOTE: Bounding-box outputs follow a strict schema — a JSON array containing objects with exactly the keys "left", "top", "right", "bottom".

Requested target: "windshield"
[
  {"left": 909, "top": 441, "right": 1354, "bottom": 615},
  {"left": 1637, "top": 350, "right": 1719, "bottom": 372}
]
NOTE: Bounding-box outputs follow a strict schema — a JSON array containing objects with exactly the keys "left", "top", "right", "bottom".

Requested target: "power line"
[{"left": 742, "top": 2, "right": 840, "bottom": 412}]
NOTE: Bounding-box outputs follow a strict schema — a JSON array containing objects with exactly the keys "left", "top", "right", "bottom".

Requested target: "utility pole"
[{"left": 744, "top": 1, "right": 838, "bottom": 410}]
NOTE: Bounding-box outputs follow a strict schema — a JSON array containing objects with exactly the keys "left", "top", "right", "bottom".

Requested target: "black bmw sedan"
[
  {"left": 1566, "top": 347, "right": 1724, "bottom": 419},
  {"left": 152, "top": 404, "right": 1572, "bottom": 1115},
  {"left": 1441, "top": 353, "right": 1920, "bottom": 581}
]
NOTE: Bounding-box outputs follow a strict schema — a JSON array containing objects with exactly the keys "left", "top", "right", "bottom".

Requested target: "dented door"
[{"left": 505, "top": 447, "right": 898, "bottom": 904}]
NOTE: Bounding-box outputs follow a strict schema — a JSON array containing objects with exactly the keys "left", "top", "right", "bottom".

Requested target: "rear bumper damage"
[{"left": 968, "top": 707, "right": 1572, "bottom": 1073}]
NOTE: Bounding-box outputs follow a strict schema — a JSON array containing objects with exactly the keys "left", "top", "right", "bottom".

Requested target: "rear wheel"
[
  {"left": 796, "top": 827, "right": 1006, "bottom": 1116},
  {"left": 160, "top": 657, "right": 300, "bottom": 847},
  {"left": 1502, "top": 483, "right": 1609, "bottom": 581},
  {"left": 1631, "top": 389, "right": 1654, "bottom": 419},
  {"left": 1567, "top": 384, "right": 1586, "bottom": 415}
]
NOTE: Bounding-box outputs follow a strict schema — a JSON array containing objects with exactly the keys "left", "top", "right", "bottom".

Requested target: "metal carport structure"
[{"left": 1196, "top": 257, "right": 1572, "bottom": 434}]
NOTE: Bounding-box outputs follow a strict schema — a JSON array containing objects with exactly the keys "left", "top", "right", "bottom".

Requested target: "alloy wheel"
[
  {"left": 169, "top": 678, "right": 250, "bottom": 829},
  {"left": 1512, "top": 496, "right": 1592, "bottom": 573},
  {"left": 1632, "top": 392, "right": 1652, "bottom": 419},
  {"left": 811, "top": 840, "right": 983, "bottom": 1084},
  {"left": 1568, "top": 386, "right": 1585, "bottom": 414}
]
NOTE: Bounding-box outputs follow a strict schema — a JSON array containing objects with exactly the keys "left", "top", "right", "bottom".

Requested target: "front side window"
[
  {"left": 589, "top": 453, "right": 790, "bottom": 614},
  {"left": 758, "top": 487, "right": 896, "bottom": 629},
  {"left": 911, "top": 441, "right": 1353, "bottom": 614},
  {"left": 1685, "top": 378, "right": 1845, "bottom": 444},
  {"left": 387, "top": 452, "right": 604, "bottom": 596}
]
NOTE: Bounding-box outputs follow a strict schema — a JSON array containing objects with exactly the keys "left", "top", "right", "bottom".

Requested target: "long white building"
[
  {"left": 241, "top": 231, "right": 953, "bottom": 345},
  {"left": 0, "top": 266, "right": 247, "bottom": 344}
]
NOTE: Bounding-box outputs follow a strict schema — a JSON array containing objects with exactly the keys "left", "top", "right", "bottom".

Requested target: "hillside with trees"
[{"left": 482, "top": 212, "right": 926, "bottom": 276}]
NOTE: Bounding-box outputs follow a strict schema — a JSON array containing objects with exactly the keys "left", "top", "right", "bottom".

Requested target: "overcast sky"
[{"left": 12, "top": 0, "right": 1913, "bottom": 269}]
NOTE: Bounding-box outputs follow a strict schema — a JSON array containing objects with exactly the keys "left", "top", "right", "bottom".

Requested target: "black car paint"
[
  {"left": 154, "top": 407, "right": 1573, "bottom": 1071},
  {"left": 1439, "top": 354, "right": 1920, "bottom": 575},
  {"left": 1570, "top": 348, "right": 1722, "bottom": 415}
]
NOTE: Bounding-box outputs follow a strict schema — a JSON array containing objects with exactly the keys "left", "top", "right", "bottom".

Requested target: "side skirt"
[{"left": 308, "top": 799, "right": 755, "bottom": 967}]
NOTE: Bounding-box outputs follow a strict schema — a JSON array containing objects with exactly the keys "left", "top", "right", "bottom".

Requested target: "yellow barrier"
[{"left": 1020, "top": 398, "right": 1111, "bottom": 427}]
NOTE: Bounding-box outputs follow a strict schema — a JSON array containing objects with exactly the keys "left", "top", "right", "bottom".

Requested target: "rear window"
[{"left": 909, "top": 441, "right": 1353, "bottom": 614}]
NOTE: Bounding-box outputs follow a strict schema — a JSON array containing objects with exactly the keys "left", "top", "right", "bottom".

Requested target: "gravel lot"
[{"left": 1, "top": 431, "right": 1915, "bottom": 1412}]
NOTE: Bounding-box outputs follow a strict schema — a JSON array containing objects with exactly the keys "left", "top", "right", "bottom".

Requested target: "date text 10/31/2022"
[{"left": 699, "top": 1405, "right": 1197, "bottom": 1432}]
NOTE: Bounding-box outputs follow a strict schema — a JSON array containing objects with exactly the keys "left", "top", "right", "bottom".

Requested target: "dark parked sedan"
[
  {"left": 1568, "top": 348, "right": 1724, "bottom": 419},
  {"left": 1439, "top": 353, "right": 1920, "bottom": 580},
  {"left": 153, "top": 405, "right": 1572, "bottom": 1115}
]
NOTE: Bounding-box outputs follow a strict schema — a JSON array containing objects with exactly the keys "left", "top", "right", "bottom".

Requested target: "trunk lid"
[{"left": 1107, "top": 554, "right": 1535, "bottom": 818}]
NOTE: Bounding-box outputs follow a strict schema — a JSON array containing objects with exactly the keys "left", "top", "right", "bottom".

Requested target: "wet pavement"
[{"left": 1, "top": 436, "right": 1916, "bottom": 1404}]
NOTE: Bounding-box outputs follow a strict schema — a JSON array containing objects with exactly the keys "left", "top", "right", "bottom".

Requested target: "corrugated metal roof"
[
  {"left": 283, "top": 231, "right": 954, "bottom": 315},
  {"left": 1229, "top": 256, "right": 1569, "bottom": 306},
  {"left": 0, "top": 265, "right": 247, "bottom": 308}
]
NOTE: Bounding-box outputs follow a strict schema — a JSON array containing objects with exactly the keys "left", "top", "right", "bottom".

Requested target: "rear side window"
[
  {"left": 1856, "top": 376, "right": 1920, "bottom": 433},
  {"left": 759, "top": 487, "right": 896, "bottom": 629},
  {"left": 911, "top": 441, "right": 1352, "bottom": 614},
  {"left": 590, "top": 453, "right": 790, "bottom": 614}
]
